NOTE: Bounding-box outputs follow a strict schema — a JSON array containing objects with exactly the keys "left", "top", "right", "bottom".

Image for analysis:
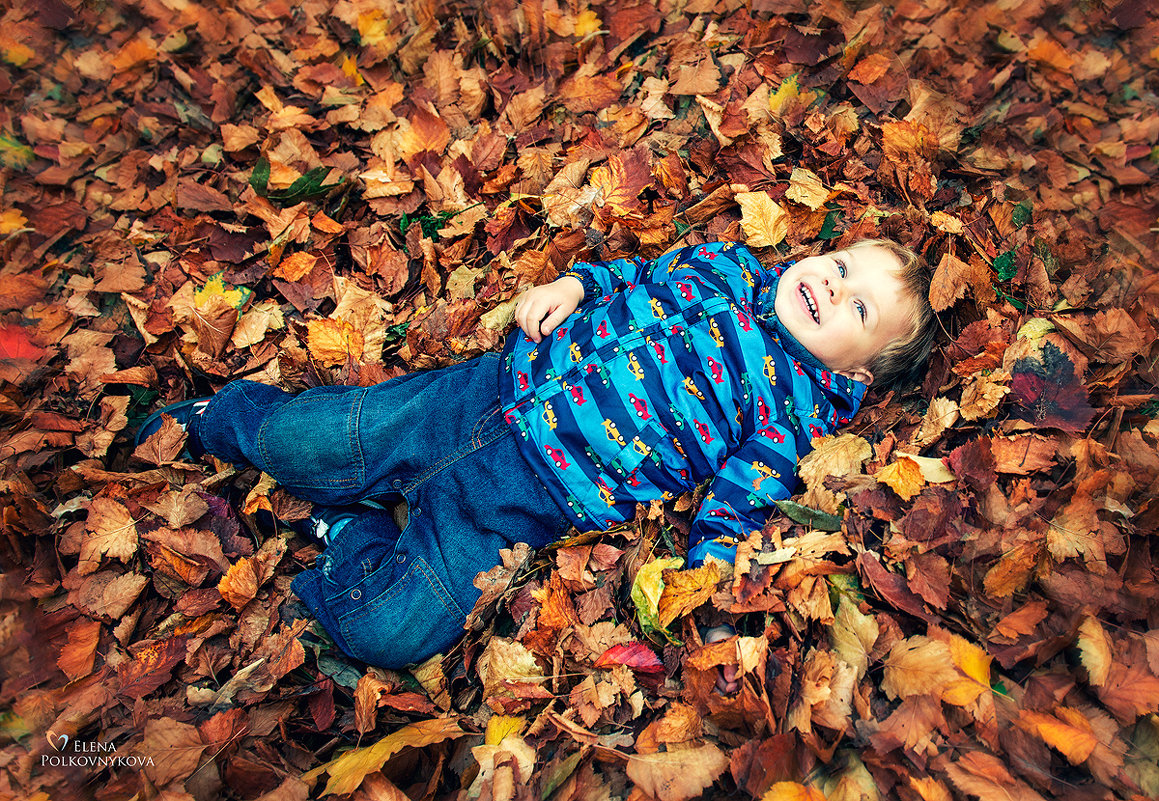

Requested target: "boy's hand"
[
  {"left": 703, "top": 624, "right": 741, "bottom": 694},
  {"left": 515, "top": 276, "right": 584, "bottom": 343}
]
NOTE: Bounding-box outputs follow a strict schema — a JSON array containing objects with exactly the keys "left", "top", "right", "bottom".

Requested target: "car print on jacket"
[{"left": 499, "top": 241, "right": 865, "bottom": 565}]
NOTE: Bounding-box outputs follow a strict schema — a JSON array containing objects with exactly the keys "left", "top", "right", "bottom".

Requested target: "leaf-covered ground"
[{"left": 1, "top": 0, "right": 1158, "bottom": 799}]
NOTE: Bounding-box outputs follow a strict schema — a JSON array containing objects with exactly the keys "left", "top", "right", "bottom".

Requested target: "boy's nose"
[{"left": 823, "top": 277, "right": 843, "bottom": 302}]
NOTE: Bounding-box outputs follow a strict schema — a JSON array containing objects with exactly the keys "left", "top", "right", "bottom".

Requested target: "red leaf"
[{"left": 595, "top": 642, "right": 664, "bottom": 673}]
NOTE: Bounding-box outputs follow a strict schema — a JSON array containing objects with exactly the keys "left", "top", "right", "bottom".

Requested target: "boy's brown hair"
[{"left": 849, "top": 238, "right": 937, "bottom": 391}]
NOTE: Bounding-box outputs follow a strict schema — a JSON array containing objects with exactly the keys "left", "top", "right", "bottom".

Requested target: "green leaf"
[
  {"left": 0, "top": 133, "right": 33, "bottom": 169},
  {"left": 630, "top": 556, "right": 683, "bottom": 645},
  {"left": 1012, "top": 200, "right": 1032, "bottom": 229},
  {"left": 540, "top": 750, "right": 585, "bottom": 800},
  {"left": 818, "top": 208, "right": 842, "bottom": 239},
  {"left": 993, "top": 251, "right": 1017, "bottom": 282},
  {"left": 267, "top": 166, "right": 345, "bottom": 205},
  {"left": 249, "top": 156, "right": 271, "bottom": 195},
  {"left": 773, "top": 499, "right": 843, "bottom": 531}
]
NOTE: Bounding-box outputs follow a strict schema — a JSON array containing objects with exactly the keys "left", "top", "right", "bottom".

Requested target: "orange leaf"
[
  {"left": 881, "top": 636, "right": 957, "bottom": 700},
  {"left": 307, "top": 318, "right": 365, "bottom": 367},
  {"left": 760, "top": 781, "right": 826, "bottom": 801},
  {"left": 217, "top": 557, "right": 259, "bottom": 611},
  {"left": 273, "top": 251, "right": 318, "bottom": 282},
  {"left": 1019, "top": 707, "right": 1098, "bottom": 764},
  {"left": 305, "top": 718, "right": 466, "bottom": 796},
  {"left": 57, "top": 619, "right": 102, "bottom": 680},
  {"left": 876, "top": 454, "right": 925, "bottom": 500},
  {"left": 657, "top": 562, "right": 721, "bottom": 627}
]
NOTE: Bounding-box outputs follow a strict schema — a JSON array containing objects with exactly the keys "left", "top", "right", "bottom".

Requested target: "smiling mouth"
[{"left": 799, "top": 283, "right": 819, "bottom": 324}]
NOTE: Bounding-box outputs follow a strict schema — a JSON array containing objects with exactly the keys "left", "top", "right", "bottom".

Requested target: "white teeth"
[{"left": 799, "top": 284, "right": 818, "bottom": 323}]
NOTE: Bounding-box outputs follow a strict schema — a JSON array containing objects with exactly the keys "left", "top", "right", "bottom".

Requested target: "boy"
[{"left": 139, "top": 238, "right": 935, "bottom": 670}]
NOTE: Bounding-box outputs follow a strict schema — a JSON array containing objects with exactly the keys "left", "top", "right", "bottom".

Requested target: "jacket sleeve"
[
  {"left": 687, "top": 420, "right": 800, "bottom": 565},
  {"left": 564, "top": 256, "right": 649, "bottom": 304}
]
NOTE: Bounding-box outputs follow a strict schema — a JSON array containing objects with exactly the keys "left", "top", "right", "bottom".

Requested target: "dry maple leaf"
[
  {"left": 881, "top": 635, "right": 958, "bottom": 700},
  {"left": 736, "top": 191, "right": 789, "bottom": 248},
  {"left": 625, "top": 743, "right": 729, "bottom": 801}
]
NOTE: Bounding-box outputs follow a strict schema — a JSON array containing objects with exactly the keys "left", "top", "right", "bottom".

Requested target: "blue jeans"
[{"left": 196, "top": 353, "right": 571, "bottom": 668}]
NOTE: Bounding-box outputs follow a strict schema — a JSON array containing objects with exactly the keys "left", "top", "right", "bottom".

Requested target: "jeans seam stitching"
[{"left": 410, "top": 421, "right": 505, "bottom": 490}]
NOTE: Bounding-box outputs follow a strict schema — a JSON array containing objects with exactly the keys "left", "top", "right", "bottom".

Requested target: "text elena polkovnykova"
[{"left": 42, "top": 733, "right": 155, "bottom": 768}]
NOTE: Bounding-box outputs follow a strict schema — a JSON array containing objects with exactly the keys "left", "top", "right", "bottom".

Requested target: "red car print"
[
  {"left": 596, "top": 321, "right": 610, "bottom": 338},
  {"left": 545, "top": 445, "right": 570, "bottom": 470},
  {"left": 555, "top": 326, "right": 569, "bottom": 340},
  {"left": 628, "top": 393, "right": 651, "bottom": 420},
  {"left": 808, "top": 423, "right": 823, "bottom": 439},
  {"left": 676, "top": 282, "right": 695, "bottom": 301},
  {"left": 569, "top": 384, "right": 586, "bottom": 405},
  {"left": 736, "top": 309, "right": 753, "bottom": 331},
  {"left": 694, "top": 419, "right": 713, "bottom": 445},
  {"left": 707, "top": 357, "right": 724, "bottom": 384},
  {"left": 756, "top": 396, "right": 770, "bottom": 426},
  {"left": 517, "top": 371, "right": 530, "bottom": 392},
  {"left": 650, "top": 340, "right": 667, "bottom": 363}
]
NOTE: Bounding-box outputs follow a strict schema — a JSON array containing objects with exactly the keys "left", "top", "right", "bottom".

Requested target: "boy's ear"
[{"left": 836, "top": 365, "right": 874, "bottom": 385}]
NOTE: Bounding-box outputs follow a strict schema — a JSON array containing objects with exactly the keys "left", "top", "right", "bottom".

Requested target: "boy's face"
[{"left": 773, "top": 245, "right": 916, "bottom": 385}]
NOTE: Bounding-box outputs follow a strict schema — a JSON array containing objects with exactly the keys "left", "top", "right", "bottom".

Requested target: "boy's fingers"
[{"left": 539, "top": 304, "right": 571, "bottom": 337}]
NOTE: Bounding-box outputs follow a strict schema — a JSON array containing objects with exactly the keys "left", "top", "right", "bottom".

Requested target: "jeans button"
[
  {"left": 392, "top": 479, "right": 401, "bottom": 488},
  {"left": 350, "top": 588, "right": 361, "bottom": 600},
  {"left": 412, "top": 507, "right": 420, "bottom": 517},
  {"left": 395, "top": 553, "right": 406, "bottom": 564}
]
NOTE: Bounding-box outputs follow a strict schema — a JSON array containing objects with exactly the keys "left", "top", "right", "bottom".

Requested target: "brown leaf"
[
  {"left": 131, "top": 414, "right": 188, "bottom": 465},
  {"left": 625, "top": 744, "right": 729, "bottom": 801},
  {"left": 136, "top": 716, "right": 207, "bottom": 788},
  {"left": 80, "top": 497, "right": 139, "bottom": 575},
  {"left": 57, "top": 618, "right": 101, "bottom": 680}
]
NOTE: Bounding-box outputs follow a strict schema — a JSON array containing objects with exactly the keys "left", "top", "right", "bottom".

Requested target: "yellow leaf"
[
  {"left": 798, "top": 433, "right": 872, "bottom": 513},
  {"left": 194, "top": 272, "right": 251, "bottom": 311},
  {"left": 304, "top": 718, "right": 466, "bottom": 796},
  {"left": 0, "top": 134, "right": 34, "bottom": 169},
  {"left": 767, "top": 74, "right": 816, "bottom": 118},
  {"left": 657, "top": 562, "right": 721, "bottom": 627},
  {"left": 357, "top": 10, "right": 391, "bottom": 46},
  {"left": 340, "top": 54, "right": 365, "bottom": 86},
  {"left": 1019, "top": 707, "right": 1098, "bottom": 764},
  {"left": 761, "top": 781, "right": 826, "bottom": 801},
  {"left": 941, "top": 634, "right": 991, "bottom": 707},
  {"left": 876, "top": 455, "right": 925, "bottom": 500},
  {"left": 631, "top": 556, "right": 684, "bottom": 636},
  {"left": 0, "top": 35, "right": 34, "bottom": 66},
  {"left": 1076, "top": 615, "right": 1112, "bottom": 687},
  {"left": 307, "top": 318, "right": 365, "bottom": 367},
  {"left": 785, "top": 167, "right": 829, "bottom": 210},
  {"left": 0, "top": 208, "right": 28, "bottom": 235},
  {"left": 881, "top": 636, "right": 957, "bottom": 701},
  {"left": 484, "top": 714, "right": 525, "bottom": 745},
  {"left": 736, "top": 191, "right": 788, "bottom": 248},
  {"left": 1016, "top": 317, "right": 1055, "bottom": 343},
  {"left": 573, "top": 9, "right": 602, "bottom": 37},
  {"left": 908, "top": 776, "right": 953, "bottom": 801}
]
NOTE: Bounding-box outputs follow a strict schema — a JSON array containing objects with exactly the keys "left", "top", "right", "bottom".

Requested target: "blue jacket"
[{"left": 498, "top": 240, "right": 866, "bottom": 563}]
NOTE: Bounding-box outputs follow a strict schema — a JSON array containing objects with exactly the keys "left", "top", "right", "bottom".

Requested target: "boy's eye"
[
  {"left": 856, "top": 300, "right": 866, "bottom": 321},
  {"left": 835, "top": 259, "right": 847, "bottom": 278}
]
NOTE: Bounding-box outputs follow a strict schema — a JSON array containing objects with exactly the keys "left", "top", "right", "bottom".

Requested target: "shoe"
[
  {"left": 135, "top": 397, "right": 211, "bottom": 457},
  {"left": 287, "top": 499, "right": 388, "bottom": 545}
]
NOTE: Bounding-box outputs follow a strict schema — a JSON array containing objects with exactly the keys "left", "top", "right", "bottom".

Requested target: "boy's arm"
[{"left": 687, "top": 422, "right": 799, "bottom": 565}]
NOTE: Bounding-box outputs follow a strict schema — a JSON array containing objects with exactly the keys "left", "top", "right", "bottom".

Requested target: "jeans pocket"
[
  {"left": 336, "top": 556, "right": 467, "bottom": 669},
  {"left": 257, "top": 387, "right": 367, "bottom": 493}
]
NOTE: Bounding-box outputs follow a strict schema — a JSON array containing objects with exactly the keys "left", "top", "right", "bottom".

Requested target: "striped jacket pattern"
[{"left": 498, "top": 240, "right": 865, "bottom": 564}]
